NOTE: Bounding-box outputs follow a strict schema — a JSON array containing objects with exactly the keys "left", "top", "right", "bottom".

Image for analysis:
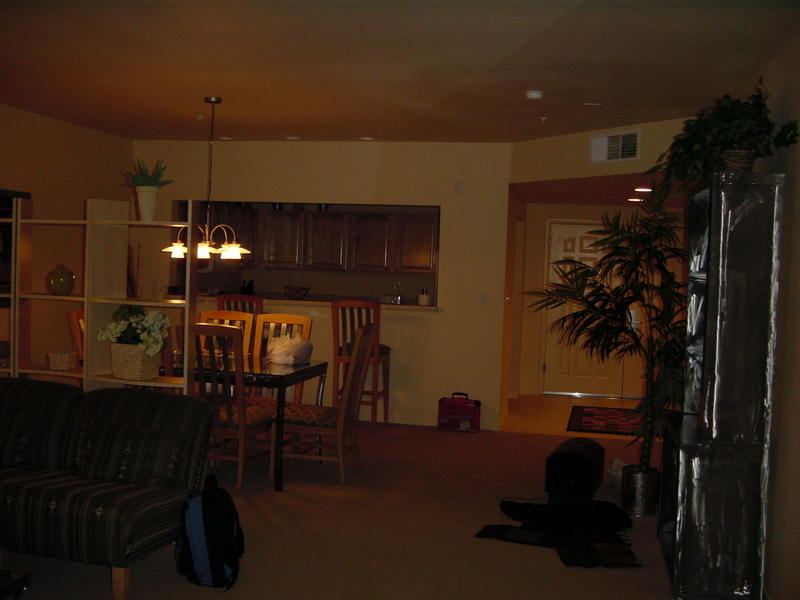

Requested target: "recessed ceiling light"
[
  {"left": 358, "top": 136, "right": 375, "bottom": 141},
  {"left": 525, "top": 89, "right": 544, "bottom": 100},
  {"left": 627, "top": 197, "right": 644, "bottom": 203},
  {"left": 218, "top": 136, "right": 234, "bottom": 141},
  {"left": 634, "top": 187, "right": 652, "bottom": 192},
  {"left": 285, "top": 136, "right": 301, "bottom": 140}
]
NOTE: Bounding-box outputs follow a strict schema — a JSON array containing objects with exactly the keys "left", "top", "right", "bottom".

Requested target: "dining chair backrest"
[
  {"left": 253, "top": 313, "right": 313, "bottom": 361},
  {"left": 276, "top": 322, "right": 375, "bottom": 484},
  {"left": 191, "top": 322, "right": 268, "bottom": 490},
  {"left": 340, "top": 323, "right": 376, "bottom": 430},
  {"left": 216, "top": 294, "right": 264, "bottom": 314},
  {"left": 199, "top": 310, "right": 255, "bottom": 362},
  {"left": 331, "top": 300, "right": 381, "bottom": 360},
  {"left": 160, "top": 324, "right": 185, "bottom": 377},
  {"left": 191, "top": 323, "right": 246, "bottom": 429}
]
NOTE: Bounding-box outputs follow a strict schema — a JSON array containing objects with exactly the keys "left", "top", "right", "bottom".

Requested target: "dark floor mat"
[{"left": 476, "top": 500, "right": 640, "bottom": 568}]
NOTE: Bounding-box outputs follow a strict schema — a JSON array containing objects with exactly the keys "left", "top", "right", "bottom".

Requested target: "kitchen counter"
[{"left": 198, "top": 293, "right": 438, "bottom": 312}]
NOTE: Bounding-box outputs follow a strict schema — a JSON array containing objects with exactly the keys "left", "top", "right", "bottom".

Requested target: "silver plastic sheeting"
[{"left": 669, "top": 173, "right": 784, "bottom": 600}]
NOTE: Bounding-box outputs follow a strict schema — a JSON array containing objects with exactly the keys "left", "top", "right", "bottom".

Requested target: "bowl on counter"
[{"left": 284, "top": 286, "right": 310, "bottom": 300}]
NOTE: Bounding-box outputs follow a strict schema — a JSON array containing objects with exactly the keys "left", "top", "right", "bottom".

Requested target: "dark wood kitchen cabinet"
[
  {"left": 260, "top": 210, "right": 304, "bottom": 269},
  {"left": 199, "top": 202, "right": 258, "bottom": 271},
  {"left": 394, "top": 214, "right": 438, "bottom": 273},
  {"left": 304, "top": 212, "right": 347, "bottom": 271},
  {"left": 347, "top": 214, "right": 392, "bottom": 272},
  {"left": 253, "top": 206, "right": 438, "bottom": 275}
]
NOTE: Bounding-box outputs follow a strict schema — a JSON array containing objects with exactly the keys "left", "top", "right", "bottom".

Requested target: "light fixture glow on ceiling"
[{"left": 525, "top": 89, "right": 544, "bottom": 100}]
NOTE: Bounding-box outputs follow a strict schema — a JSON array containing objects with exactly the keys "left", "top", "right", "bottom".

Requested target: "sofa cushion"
[
  {"left": 0, "top": 379, "right": 82, "bottom": 470},
  {"left": 71, "top": 388, "right": 213, "bottom": 492},
  {"left": 74, "top": 425, "right": 188, "bottom": 487},
  {"left": 0, "top": 468, "right": 190, "bottom": 567}
]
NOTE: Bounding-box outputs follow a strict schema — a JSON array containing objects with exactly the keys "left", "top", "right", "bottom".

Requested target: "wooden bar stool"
[
  {"left": 216, "top": 294, "right": 264, "bottom": 314},
  {"left": 331, "top": 300, "right": 390, "bottom": 423}
]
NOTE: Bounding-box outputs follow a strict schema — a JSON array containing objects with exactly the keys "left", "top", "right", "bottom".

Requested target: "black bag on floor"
[{"left": 176, "top": 475, "right": 245, "bottom": 590}]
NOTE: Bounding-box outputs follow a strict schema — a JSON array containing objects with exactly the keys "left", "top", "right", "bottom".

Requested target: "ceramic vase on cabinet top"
[
  {"left": 135, "top": 185, "right": 159, "bottom": 221},
  {"left": 46, "top": 263, "right": 75, "bottom": 296}
]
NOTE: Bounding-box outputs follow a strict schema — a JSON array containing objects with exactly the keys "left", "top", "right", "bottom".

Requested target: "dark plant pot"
[
  {"left": 621, "top": 464, "right": 660, "bottom": 517},
  {"left": 722, "top": 149, "right": 757, "bottom": 173}
]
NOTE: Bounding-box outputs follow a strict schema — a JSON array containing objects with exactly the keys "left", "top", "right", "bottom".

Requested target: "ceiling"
[{"left": 1, "top": 1, "right": 798, "bottom": 142}]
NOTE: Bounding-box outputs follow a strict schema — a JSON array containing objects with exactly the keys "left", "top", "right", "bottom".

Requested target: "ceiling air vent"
[{"left": 591, "top": 131, "right": 639, "bottom": 162}]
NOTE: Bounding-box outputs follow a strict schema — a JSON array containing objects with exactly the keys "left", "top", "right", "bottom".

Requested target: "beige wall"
[
  {"left": 0, "top": 104, "right": 131, "bottom": 214},
  {"left": 134, "top": 140, "right": 512, "bottom": 428},
  {"left": 510, "top": 118, "right": 685, "bottom": 183},
  {"left": 759, "top": 31, "right": 800, "bottom": 600},
  {"left": 0, "top": 104, "right": 131, "bottom": 367}
]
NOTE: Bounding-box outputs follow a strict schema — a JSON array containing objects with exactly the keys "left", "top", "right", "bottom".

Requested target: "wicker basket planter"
[{"left": 110, "top": 343, "right": 159, "bottom": 380}]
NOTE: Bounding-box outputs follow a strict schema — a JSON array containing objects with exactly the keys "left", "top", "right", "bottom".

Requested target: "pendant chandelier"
[{"left": 162, "top": 96, "right": 251, "bottom": 260}]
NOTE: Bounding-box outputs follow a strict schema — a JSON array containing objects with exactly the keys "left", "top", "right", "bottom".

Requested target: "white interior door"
[{"left": 541, "top": 221, "right": 627, "bottom": 396}]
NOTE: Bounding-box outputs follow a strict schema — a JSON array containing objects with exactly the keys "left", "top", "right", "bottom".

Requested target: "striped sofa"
[{"left": 0, "top": 378, "right": 214, "bottom": 600}]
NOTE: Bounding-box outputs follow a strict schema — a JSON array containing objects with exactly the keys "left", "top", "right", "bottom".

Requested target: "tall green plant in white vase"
[{"left": 123, "top": 158, "right": 174, "bottom": 221}]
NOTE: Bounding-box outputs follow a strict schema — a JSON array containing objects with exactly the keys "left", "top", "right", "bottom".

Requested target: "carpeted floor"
[{"left": 2, "top": 425, "right": 670, "bottom": 599}]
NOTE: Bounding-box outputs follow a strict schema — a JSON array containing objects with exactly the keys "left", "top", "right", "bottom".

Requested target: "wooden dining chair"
[
  {"left": 253, "top": 313, "right": 313, "bottom": 403},
  {"left": 199, "top": 309, "right": 255, "bottom": 365},
  {"left": 68, "top": 308, "right": 85, "bottom": 365},
  {"left": 270, "top": 323, "right": 375, "bottom": 484},
  {"left": 216, "top": 294, "right": 264, "bottom": 314},
  {"left": 160, "top": 324, "right": 185, "bottom": 377},
  {"left": 191, "top": 323, "right": 272, "bottom": 490},
  {"left": 331, "top": 300, "right": 390, "bottom": 423}
]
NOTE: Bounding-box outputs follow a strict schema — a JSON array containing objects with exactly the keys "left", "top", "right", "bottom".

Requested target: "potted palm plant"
[
  {"left": 123, "top": 158, "right": 174, "bottom": 221},
  {"left": 525, "top": 199, "right": 687, "bottom": 516},
  {"left": 649, "top": 81, "right": 797, "bottom": 201}
]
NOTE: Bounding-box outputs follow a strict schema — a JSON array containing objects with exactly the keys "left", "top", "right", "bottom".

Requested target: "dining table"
[{"left": 241, "top": 359, "right": 328, "bottom": 491}]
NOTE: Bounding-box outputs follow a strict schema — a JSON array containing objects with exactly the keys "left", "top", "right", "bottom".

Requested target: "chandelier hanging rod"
[{"left": 162, "top": 96, "right": 251, "bottom": 260}]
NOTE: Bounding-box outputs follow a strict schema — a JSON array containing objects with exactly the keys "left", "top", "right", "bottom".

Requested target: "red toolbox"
[{"left": 437, "top": 392, "right": 481, "bottom": 433}]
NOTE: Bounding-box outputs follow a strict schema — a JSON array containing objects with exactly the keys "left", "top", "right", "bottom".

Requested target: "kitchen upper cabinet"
[
  {"left": 199, "top": 202, "right": 258, "bottom": 271},
  {"left": 348, "top": 214, "right": 392, "bottom": 272},
  {"left": 227, "top": 203, "right": 257, "bottom": 264},
  {"left": 394, "top": 214, "right": 438, "bottom": 273},
  {"left": 261, "top": 210, "right": 304, "bottom": 269},
  {"left": 251, "top": 205, "right": 438, "bottom": 275},
  {"left": 304, "top": 212, "right": 347, "bottom": 271}
]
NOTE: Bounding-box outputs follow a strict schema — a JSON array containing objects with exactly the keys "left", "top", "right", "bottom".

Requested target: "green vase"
[{"left": 47, "top": 263, "right": 75, "bottom": 296}]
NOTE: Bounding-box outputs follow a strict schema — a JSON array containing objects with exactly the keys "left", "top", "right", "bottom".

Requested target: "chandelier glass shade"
[
  {"left": 162, "top": 224, "right": 252, "bottom": 260},
  {"left": 162, "top": 96, "right": 250, "bottom": 260}
]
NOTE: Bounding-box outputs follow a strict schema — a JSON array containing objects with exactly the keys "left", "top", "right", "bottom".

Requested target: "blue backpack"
[{"left": 176, "top": 475, "right": 245, "bottom": 590}]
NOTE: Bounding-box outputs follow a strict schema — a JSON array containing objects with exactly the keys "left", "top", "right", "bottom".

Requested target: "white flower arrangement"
[{"left": 97, "top": 305, "right": 170, "bottom": 356}]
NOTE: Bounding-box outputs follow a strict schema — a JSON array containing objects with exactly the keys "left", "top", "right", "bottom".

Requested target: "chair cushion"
[
  {"left": 214, "top": 399, "right": 274, "bottom": 429},
  {"left": 0, "top": 379, "right": 82, "bottom": 470},
  {"left": 73, "top": 425, "right": 188, "bottom": 487},
  {"left": 257, "top": 398, "right": 338, "bottom": 428},
  {"left": 73, "top": 388, "right": 214, "bottom": 492},
  {"left": 0, "top": 468, "right": 189, "bottom": 567}
]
